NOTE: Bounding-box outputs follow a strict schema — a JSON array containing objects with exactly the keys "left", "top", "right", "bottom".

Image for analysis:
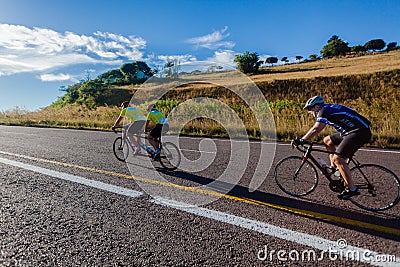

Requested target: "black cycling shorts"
[
  {"left": 330, "top": 128, "right": 372, "bottom": 159},
  {"left": 126, "top": 120, "right": 146, "bottom": 134},
  {"left": 150, "top": 123, "right": 169, "bottom": 138}
]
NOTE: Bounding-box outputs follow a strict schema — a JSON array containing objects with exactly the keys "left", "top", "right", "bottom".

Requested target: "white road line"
[
  {"left": 152, "top": 197, "right": 399, "bottom": 266},
  {"left": 183, "top": 143, "right": 399, "bottom": 155},
  {"left": 358, "top": 148, "right": 400, "bottom": 154},
  {"left": 276, "top": 142, "right": 400, "bottom": 154},
  {"left": 180, "top": 148, "right": 216, "bottom": 154},
  {"left": 0, "top": 157, "right": 143, "bottom": 199},
  {"left": 1, "top": 155, "right": 398, "bottom": 265},
  {"left": 177, "top": 136, "right": 400, "bottom": 154}
]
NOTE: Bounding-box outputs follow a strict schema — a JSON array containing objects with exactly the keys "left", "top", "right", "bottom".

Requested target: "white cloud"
[
  {"left": 40, "top": 73, "right": 76, "bottom": 82},
  {"left": 0, "top": 24, "right": 146, "bottom": 77},
  {"left": 186, "top": 26, "right": 235, "bottom": 50},
  {"left": 151, "top": 51, "right": 236, "bottom": 74},
  {"left": 206, "top": 50, "right": 236, "bottom": 67},
  {"left": 157, "top": 54, "right": 197, "bottom": 65}
]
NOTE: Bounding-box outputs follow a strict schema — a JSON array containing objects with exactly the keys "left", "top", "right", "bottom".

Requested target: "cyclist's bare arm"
[
  {"left": 302, "top": 122, "right": 326, "bottom": 140},
  {"left": 112, "top": 116, "right": 123, "bottom": 130}
]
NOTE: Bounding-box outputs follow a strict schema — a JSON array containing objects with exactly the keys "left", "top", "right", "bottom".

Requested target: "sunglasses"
[{"left": 306, "top": 106, "right": 315, "bottom": 111}]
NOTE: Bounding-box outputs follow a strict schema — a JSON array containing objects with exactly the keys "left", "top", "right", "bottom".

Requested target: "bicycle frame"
[
  {"left": 136, "top": 134, "right": 156, "bottom": 154},
  {"left": 275, "top": 141, "right": 400, "bottom": 211},
  {"left": 293, "top": 141, "right": 363, "bottom": 184},
  {"left": 113, "top": 126, "right": 181, "bottom": 170},
  {"left": 116, "top": 126, "right": 162, "bottom": 156}
]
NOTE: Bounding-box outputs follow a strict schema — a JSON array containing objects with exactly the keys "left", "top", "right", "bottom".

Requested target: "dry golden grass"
[
  {"left": 157, "top": 50, "right": 400, "bottom": 88},
  {"left": 1, "top": 50, "right": 399, "bottom": 147},
  {"left": 0, "top": 106, "right": 120, "bottom": 130},
  {"left": 253, "top": 50, "right": 400, "bottom": 81}
]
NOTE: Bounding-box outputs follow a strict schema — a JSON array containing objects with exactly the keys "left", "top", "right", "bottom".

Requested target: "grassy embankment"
[{"left": 1, "top": 50, "right": 399, "bottom": 148}]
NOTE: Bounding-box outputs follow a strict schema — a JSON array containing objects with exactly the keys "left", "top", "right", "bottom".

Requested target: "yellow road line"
[{"left": 1, "top": 150, "right": 399, "bottom": 236}]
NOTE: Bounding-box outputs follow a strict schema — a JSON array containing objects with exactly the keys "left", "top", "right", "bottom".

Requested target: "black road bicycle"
[
  {"left": 274, "top": 141, "right": 400, "bottom": 211},
  {"left": 112, "top": 126, "right": 181, "bottom": 171}
]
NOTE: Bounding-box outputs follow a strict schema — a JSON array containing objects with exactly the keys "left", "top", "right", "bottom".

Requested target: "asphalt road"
[{"left": 0, "top": 125, "right": 399, "bottom": 266}]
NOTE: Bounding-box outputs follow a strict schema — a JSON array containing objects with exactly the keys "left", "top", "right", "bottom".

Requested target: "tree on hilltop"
[
  {"left": 164, "top": 59, "right": 181, "bottom": 78},
  {"left": 234, "top": 51, "right": 262, "bottom": 74},
  {"left": 265, "top": 56, "right": 278, "bottom": 66},
  {"left": 351, "top": 45, "right": 366, "bottom": 53},
  {"left": 97, "top": 61, "right": 153, "bottom": 85},
  {"left": 98, "top": 69, "right": 124, "bottom": 84},
  {"left": 120, "top": 61, "right": 153, "bottom": 83},
  {"left": 386, "top": 42, "right": 398, "bottom": 51},
  {"left": 364, "top": 39, "right": 386, "bottom": 52},
  {"left": 309, "top": 54, "right": 319, "bottom": 61},
  {"left": 320, "top": 35, "right": 350, "bottom": 58}
]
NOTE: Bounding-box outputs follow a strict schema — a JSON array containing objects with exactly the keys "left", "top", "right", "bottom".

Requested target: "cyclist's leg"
[
  {"left": 334, "top": 129, "right": 371, "bottom": 191},
  {"left": 149, "top": 124, "right": 162, "bottom": 151},
  {"left": 148, "top": 130, "right": 158, "bottom": 151},
  {"left": 124, "top": 123, "right": 135, "bottom": 144},
  {"left": 128, "top": 120, "right": 146, "bottom": 147},
  {"left": 324, "top": 133, "right": 342, "bottom": 168},
  {"left": 333, "top": 154, "right": 353, "bottom": 189}
]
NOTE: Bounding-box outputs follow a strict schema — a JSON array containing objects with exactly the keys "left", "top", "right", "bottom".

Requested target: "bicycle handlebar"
[
  {"left": 111, "top": 126, "right": 151, "bottom": 139},
  {"left": 291, "top": 139, "right": 313, "bottom": 152},
  {"left": 291, "top": 139, "right": 347, "bottom": 159},
  {"left": 112, "top": 126, "right": 123, "bottom": 134}
]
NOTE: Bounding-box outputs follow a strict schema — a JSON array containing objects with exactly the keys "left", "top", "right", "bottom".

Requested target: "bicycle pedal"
[{"left": 329, "top": 180, "right": 346, "bottom": 193}]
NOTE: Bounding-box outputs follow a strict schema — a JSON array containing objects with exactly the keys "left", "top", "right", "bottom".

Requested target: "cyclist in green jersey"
[
  {"left": 145, "top": 104, "right": 169, "bottom": 158},
  {"left": 112, "top": 101, "right": 146, "bottom": 154}
]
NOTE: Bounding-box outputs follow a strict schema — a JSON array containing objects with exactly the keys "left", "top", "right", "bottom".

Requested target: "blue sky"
[{"left": 0, "top": 0, "right": 399, "bottom": 111}]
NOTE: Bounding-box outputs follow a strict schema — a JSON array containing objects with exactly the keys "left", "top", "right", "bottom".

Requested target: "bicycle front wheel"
[
  {"left": 159, "top": 142, "right": 181, "bottom": 170},
  {"left": 113, "top": 137, "right": 129, "bottom": 162},
  {"left": 350, "top": 164, "right": 400, "bottom": 211},
  {"left": 274, "top": 156, "right": 318, "bottom": 197}
]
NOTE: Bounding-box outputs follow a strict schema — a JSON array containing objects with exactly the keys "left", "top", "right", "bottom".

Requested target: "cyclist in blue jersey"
[
  {"left": 145, "top": 103, "right": 169, "bottom": 158},
  {"left": 112, "top": 101, "right": 146, "bottom": 154},
  {"left": 293, "top": 96, "right": 372, "bottom": 199}
]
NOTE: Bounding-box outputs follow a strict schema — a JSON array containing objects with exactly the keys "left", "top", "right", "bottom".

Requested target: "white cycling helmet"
[{"left": 304, "top": 96, "right": 324, "bottom": 110}]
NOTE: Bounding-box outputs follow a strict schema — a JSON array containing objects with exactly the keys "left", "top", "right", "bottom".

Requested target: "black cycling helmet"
[
  {"left": 121, "top": 101, "right": 129, "bottom": 108},
  {"left": 304, "top": 96, "right": 324, "bottom": 110}
]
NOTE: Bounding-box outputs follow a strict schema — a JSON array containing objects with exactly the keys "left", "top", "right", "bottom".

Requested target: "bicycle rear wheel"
[
  {"left": 274, "top": 156, "right": 318, "bottom": 197},
  {"left": 159, "top": 142, "right": 181, "bottom": 170},
  {"left": 350, "top": 164, "right": 400, "bottom": 211},
  {"left": 113, "top": 137, "right": 129, "bottom": 162}
]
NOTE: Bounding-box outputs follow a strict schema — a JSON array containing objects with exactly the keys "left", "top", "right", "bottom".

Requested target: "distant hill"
[
  {"left": 2, "top": 50, "right": 399, "bottom": 147},
  {"left": 159, "top": 50, "right": 400, "bottom": 147},
  {"left": 52, "top": 50, "right": 400, "bottom": 108},
  {"left": 164, "top": 50, "right": 400, "bottom": 104},
  {"left": 253, "top": 49, "right": 400, "bottom": 82}
]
